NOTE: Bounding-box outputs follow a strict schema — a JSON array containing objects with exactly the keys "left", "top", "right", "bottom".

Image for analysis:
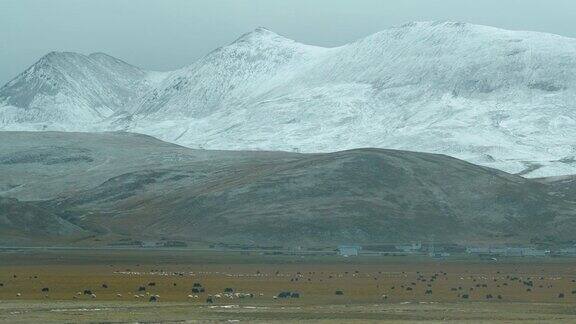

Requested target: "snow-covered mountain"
[
  {"left": 1, "top": 22, "right": 575, "bottom": 177},
  {"left": 0, "top": 51, "right": 165, "bottom": 128}
]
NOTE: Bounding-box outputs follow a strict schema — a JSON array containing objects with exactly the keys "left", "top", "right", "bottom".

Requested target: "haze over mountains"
[
  {"left": 1, "top": 22, "right": 576, "bottom": 178},
  {"left": 1, "top": 131, "right": 574, "bottom": 245}
]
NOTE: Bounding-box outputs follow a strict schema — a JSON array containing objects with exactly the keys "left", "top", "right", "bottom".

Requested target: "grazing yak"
[{"left": 149, "top": 295, "right": 160, "bottom": 302}]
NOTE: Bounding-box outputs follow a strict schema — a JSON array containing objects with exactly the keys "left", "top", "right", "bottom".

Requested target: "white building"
[
  {"left": 337, "top": 245, "right": 361, "bottom": 257},
  {"left": 395, "top": 243, "right": 421, "bottom": 252}
]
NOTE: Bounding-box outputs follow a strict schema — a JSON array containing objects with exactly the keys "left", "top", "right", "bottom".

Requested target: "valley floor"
[
  {"left": 1, "top": 249, "right": 576, "bottom": 322},
  {"left": 2, "top": 300, "right": 576, "bottom": 323}
]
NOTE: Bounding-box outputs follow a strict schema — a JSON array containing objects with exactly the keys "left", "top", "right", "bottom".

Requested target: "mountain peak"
[
  {"left": 380, "top": 21, "right": 503, "bottom": 37},
  {"left": 231, "top": 27, "right": 292, "bottom": 45},
  {"left": 89, "top": 52, "right": 115, "bottom": 59},
  {"left": 0, "top": 50, "right": 150, "bottom": 124},
  {"left": 253, "top": 26, "right": 275, "bottom": 33},
  {"left": 35, "top": 51, "right": 133, "bottom": 69},
  {"left": 38, "top": 51, "right": 85, "bottom": 64},
  {"left": 88, "top": 52, "right": 143, "bottom": 73},
  {"left": 43, "top": 50, "right": 77, "bottom": 58},
  {"left": 247, "top": 26, "right": 279, "bottom": 36},
  {"left": 397, "top": 21, "right": 470, "bottom": 29}
]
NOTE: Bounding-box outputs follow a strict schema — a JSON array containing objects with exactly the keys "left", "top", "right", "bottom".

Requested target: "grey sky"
[{"left": 1, "top": 0, "right": 575, "bottom": 85}]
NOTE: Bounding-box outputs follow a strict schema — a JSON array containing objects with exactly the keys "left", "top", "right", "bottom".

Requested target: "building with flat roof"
[
  {"left": 337, "top": 245, "right": 361, "bottom": 257},
  {"left": 395, "top": 243, "right": 422, "bottom": 253}
]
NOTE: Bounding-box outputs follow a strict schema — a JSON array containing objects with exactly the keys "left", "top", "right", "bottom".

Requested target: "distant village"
[
  {"left": 336, "top": 243, "right": 576, "bottom": 258},
  {"left": 109, "top": 238, "right": 576, "bottom": 259}
]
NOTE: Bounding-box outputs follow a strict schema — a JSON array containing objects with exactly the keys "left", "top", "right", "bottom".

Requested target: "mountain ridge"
[{"left": 1, "top": 22, "right": 575, "bottom": 177}]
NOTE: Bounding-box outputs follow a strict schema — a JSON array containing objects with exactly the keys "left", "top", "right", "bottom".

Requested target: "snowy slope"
[
  {"left": 0, "top": 51, "right": 166, "bottom": 129},
  {"left": 1, "top": 22, "right": 575, "bottom": 177},
  {"left": 129, "top": 27, "right": 328, "bottom": 117},
  {"left": 127, "top": 22, "right": 576, "bottom": 177}
]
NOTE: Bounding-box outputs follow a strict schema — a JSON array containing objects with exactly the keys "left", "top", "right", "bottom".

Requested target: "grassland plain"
[{"left": 1, "top": 249, "right": 576, "bottom": 322}]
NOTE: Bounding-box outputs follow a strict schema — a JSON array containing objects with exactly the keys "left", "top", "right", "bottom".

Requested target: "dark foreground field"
[{"left": 1, "top": 249, "right": 576, "bottom": 323}]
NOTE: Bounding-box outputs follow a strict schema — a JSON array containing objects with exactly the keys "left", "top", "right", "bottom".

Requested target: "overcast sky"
[{"left": 1, "top": 0, "right": 575, "bottom": 85}]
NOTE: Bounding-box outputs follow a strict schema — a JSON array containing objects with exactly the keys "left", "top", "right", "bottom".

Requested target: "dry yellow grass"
[{"left": 1, "top": 249, "right": 576, "bottom": 322}]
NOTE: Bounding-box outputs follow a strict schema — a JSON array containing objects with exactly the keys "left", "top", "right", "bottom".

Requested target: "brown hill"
[{"left": 0, "top": 131, "right": 574, "bottom": 246}]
